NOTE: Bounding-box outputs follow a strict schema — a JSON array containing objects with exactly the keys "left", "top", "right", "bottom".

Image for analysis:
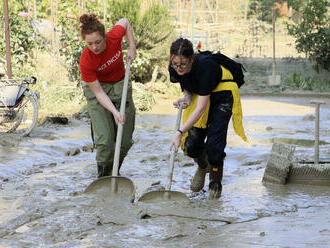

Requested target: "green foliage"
[
  {"left": 0, "top": 6, "right": 45, "bottom": 77},
  {"left": 35, "top": 0, "right": 51, "bottom": 18},
  {"left": 286, "top": 72, "right": 330, "bottom": 91},
  {"left": 287, "top": 0, "right": 330, "bottom": 71},
  {"left": 248, "top": 0, "right": 304, "bottom": 23},
  {"left": 109, "top": 0, "right": 176, "bottom": 67},
  {"left": 126, "top": 49, "right": 152, "bottom": 82},
  {"left": 57, "top": 0, "right": 176, "bottom": 85},
  {"left": 32, "top": 80, "right": 85, "bottom": 117},
  {"left": 248, "top": 0, "right": 329, "bottom": 71},
  {"left": 56, "top": 0, "right": 104, "bottom": 85},
  {"left": 132, "top": 84, "right": 155, "bottom": 111},
  {"left": 249, "top": 0, "right": 275, "bottom": 23},
  {"left": 58, "top": 16, "right": 85, "bottom": 85},
  {"left": 36, "top": 0, "right": 101, "bottom": 19}
]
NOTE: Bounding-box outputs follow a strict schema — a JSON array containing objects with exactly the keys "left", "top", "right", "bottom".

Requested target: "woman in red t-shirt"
[{"left": 79, "top": 14, "right": 136, "bottom": 178}]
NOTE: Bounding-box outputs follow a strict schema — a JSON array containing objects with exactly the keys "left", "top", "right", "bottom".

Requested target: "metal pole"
[
  {"left": 3, "top": 0, "right": 12, "bottom": 78},
  {"left": 51, "top": 0, "right": 54, "bottom": 49},
  {"left": 310, "top": 100, "right": 325, "bottom": 165},
  {"left": 305, "top": 0, "right": 309, "bottom": 59},
  {"left": 272, "top": 4, "right": 276, "bottom": 76},
  {"left": 191, "top": 0, "right": 195, "bottom": 44}
]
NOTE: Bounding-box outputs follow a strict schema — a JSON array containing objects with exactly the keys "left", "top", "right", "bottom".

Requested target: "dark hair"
[
  {"left": 170, "top": 38, "right": 194, "bottom": 58},
  {"left": 79, "top": 14, "right": 105, "bottom": 39}
]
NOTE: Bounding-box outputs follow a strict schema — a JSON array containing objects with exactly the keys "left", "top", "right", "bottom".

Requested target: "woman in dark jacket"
[{"left": 169, "top": 38, "right": 247, "bottom": 199}]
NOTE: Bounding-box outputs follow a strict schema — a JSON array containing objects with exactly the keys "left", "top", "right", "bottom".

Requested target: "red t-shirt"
[{"left": 80, "top": 25, "right": 126, "bottom": 83}]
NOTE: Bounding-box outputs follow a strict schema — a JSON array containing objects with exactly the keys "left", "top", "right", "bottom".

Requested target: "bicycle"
[{"left": 0, "top": 76, "right": 39, "bottom": 136}]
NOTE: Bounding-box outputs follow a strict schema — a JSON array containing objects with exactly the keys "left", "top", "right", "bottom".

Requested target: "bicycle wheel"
[{"left": 0, "top": 91, "right": 39, "bottom": 136}]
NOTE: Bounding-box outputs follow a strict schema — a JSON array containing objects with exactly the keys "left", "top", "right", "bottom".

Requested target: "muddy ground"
[{"left": 0, "top": 95, "right": 330, "bottom": 248}]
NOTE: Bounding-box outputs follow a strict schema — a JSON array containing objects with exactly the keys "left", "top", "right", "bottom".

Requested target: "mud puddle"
[{"left": 0, "top": 96, "right": 330, "bottom": 248}]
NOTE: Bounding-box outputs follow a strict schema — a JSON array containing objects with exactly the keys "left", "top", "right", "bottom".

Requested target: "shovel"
[
  {"left": 138, "top": 103, "right": 189, "bottom": 203},
  {"left": 85, "top": 62, "right": 135, "bottom": 202}
]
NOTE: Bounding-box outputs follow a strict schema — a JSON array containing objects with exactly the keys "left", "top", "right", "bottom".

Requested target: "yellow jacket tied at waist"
[{"left": 181, "top": 65, "right": 248, "bottom": 149}]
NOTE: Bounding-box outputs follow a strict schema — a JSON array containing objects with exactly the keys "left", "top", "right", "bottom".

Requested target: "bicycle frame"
[
  {"left": 0, "top": 77, "right": 39, "bottom": 135},
  {"left": 0, "top": 77, "right": 38, "bottom": 108}
]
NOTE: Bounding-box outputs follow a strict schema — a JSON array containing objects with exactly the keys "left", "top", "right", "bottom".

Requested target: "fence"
[{"left": 162, "top": 0, "right": 301, "bottom": 58}]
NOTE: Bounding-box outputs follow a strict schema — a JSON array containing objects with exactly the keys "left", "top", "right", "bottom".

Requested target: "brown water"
[{"left": 0, "top": 96, "right": 330, "bottom": 248}]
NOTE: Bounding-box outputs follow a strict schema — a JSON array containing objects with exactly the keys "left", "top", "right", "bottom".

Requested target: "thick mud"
[{"left": 0, "top": 96, "right": 330, "bottom": 248}]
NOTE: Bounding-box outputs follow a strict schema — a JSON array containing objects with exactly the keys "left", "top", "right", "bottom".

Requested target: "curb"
[{"left": 240, "top": 92, "right": 330, "bottom": 98}]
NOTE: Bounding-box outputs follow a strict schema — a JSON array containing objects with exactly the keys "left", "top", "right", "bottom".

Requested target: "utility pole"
[
  {"left": 3, "top": 0, "right": 12, "bottom": 78},
  {"left": 268, "top": 3, "right": 281, "bottom": 86},
  {"left": 272, "top": 4, "right": 276, "bottom": 76}
]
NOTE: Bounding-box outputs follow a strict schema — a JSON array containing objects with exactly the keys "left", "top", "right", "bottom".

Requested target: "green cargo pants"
[{"left": 83, "top": 79, "right": 135, "bottom": 173}]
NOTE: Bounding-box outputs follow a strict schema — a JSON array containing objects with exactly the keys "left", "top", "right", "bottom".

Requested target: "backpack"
[{"left": 198, "top": 50, "right": 246, "bottom": 88}]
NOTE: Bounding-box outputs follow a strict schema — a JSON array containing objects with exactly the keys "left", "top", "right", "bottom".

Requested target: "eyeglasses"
[{"left": 171, "top": 62, "right": 189, "bottom": 70}]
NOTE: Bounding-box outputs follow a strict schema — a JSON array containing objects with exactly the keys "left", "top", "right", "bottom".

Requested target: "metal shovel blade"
[
  {"left": 85, "top": 176, "right": 135, "bottom": 202},
  {"left": 138, "top": 104, "right": 189, "bottom": 203},
  {"left": 138, "top": 190, "right": 189, "bottom": 203}
]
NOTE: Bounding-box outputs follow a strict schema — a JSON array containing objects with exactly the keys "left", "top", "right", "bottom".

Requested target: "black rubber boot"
[
  {"left": 190, "top": 153, "right": 210, "bottom": 192},
  {"left": 97, "top": 162, "right": 112, "bottom": 178},
  {"left": 208, "top": 163, "right": 224, "bottom": 200},
  {"left": 97, "top": 164, "right": 104, "bottom": 178},
  {"left": 97, "top": 154, "right": 125, "bottom": 178},
  {"left": 103, "top": 166, "right": 111, "bottom": 177},
  {"left": 208, "top": 180, "right": 222, "bottom": 199}
]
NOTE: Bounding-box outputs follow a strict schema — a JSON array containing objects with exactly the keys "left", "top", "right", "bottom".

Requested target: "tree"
[
  {"left": 58, "top": 15, "right": 85, "bottom": 84},
  {"left": 248, "top": 0, "right": 305, "bottom": 23},
  {"left": 109, "top": 0, "right": 176, "bottom": 81},
  {"left": 248, "top": 0, "right": 329, "bottom": 71},
  {"left": 0, "top": 1, "right": 45, "bottom": 77},
  {"left": 287, "top": 0, "right": 330, "bottom": 71}
]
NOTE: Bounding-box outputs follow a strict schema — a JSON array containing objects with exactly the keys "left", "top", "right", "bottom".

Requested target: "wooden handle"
[
  {"left": 166, "top": 103, "right": 183, "bottom": 191},
  {"left": 113, "top": 62, "right": 131, "bottom": 176}
]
